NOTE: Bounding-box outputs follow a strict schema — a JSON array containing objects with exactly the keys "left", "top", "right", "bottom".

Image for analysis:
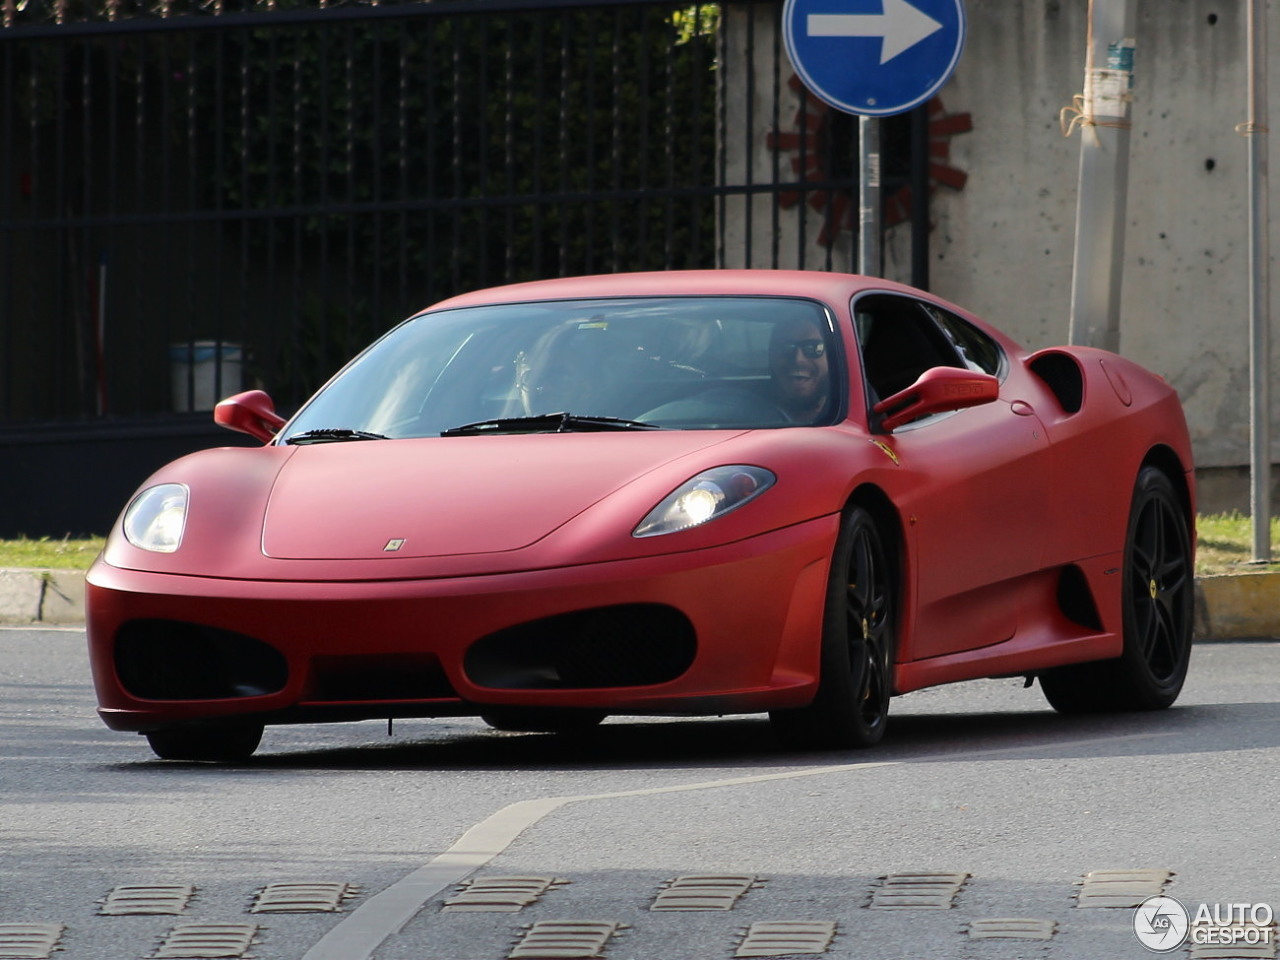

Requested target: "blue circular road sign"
[{"left": 783, "top": 0, "right": 966, "bottom": 117}]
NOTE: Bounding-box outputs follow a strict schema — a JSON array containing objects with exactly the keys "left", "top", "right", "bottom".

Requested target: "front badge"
[{"left": 384, "top": 538, "right": 407, "bottom": 552}]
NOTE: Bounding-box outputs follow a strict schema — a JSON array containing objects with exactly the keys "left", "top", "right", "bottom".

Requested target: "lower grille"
[
  {"left": 464, "top": 603, "right": 696, "bottom": 690},
  {"left": 306, "top": 654, "right": 456, "bottom": 702}
]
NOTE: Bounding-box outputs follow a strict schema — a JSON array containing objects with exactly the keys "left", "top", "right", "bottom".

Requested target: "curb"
[
  {"left": 1194, "top": 572, "right": 1280, "bottom": 641},
  {"left": 0, "top": 568, "right": 87, "bottom": 626},
  {"left": 2, "top": 568, "right": 1278, "bottom": 641}
]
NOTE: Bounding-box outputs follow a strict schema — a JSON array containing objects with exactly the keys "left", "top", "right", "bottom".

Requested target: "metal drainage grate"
[
  {"left": 508, "top": 920, "right": 623, "bottom": 959},
  {"left": 651, "top": 875, "right": 760, "bottom": 911},
  {"left": 869, "top": 872, "right": 968, "bottom": 909},
  {"left": 0, "top": 923, "right": 64, "bottom": 960},
  {"left": 735, "top": 921, "right": 838, "bottom": 957},
  {"left": 101, "top": 884, "right": 195, "bottom": 916},
  {"left": 443, "top": 876, "right": 566, "bottom": 913},
  {"left": 968, "top": 918, "right": 1058, "bottom": 941},
  {"left": 1076, "top": 868, "right": 1174, "bottom": 908},
  {"left": 1188, "top": 923, "right": 1277, "bottom": 960},
  {"left": 251, "top": 881, "right": 356, "bottom": 913},
  {"left": 152, "top": 923, "right": 259, "bottom": 959}
]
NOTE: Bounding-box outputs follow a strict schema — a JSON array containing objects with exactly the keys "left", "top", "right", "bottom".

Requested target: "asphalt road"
[{"left": 2, "top": 627, "right": 1278, "bottom": 960}]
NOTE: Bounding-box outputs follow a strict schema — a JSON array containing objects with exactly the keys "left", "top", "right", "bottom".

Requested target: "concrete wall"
[{"left": 721, "top": 0, "right": 1275, "bottom": 499}]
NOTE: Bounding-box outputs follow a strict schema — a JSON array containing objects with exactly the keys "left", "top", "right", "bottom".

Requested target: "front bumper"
[{"left": 87, "top": 517, "right": 837, "bottom": 732}]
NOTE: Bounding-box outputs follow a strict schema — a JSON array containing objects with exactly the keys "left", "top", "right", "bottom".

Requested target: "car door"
[{"left": 854, "top": 293, "right": 1052, "bottom": 661}]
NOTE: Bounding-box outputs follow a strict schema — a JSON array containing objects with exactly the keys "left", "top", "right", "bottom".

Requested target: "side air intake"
[
  {"left": 1057, "top": 565, "right": 1102, "bottom": 632},
  {"left": 1028, "top": 350, "right": 1085, "bottom": 414}
]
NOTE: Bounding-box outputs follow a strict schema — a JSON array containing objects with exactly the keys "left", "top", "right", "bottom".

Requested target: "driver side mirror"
[
  {"left": 873, "top": 366, "right": 999, "bottom": 432},
  {"left": 214, "top": 390, "right": 287, "bottom": 443}
]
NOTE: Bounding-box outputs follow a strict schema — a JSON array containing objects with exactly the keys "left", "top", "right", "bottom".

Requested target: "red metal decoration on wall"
[{"left": 766, "top": 74, "right": 972, "bottom": 247}]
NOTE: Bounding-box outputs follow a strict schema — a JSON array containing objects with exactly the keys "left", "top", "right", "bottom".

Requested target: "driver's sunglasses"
[{"left": 774, "top": 339, "right": 826, "bottom": 359}]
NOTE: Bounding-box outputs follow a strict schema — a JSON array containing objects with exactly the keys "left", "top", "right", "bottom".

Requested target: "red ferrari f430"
[{"left": 86, "top": 271, "right": 1196, "bottom": 760}]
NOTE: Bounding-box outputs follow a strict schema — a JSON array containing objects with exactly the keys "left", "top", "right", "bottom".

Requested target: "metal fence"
[{"left": 0, "top": 0, "right": 921, "bottom": 426}]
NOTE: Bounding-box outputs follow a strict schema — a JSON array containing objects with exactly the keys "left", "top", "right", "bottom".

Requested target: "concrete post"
[{"left": 1066, "top": 0, "right": 1137, "bottom": 353}]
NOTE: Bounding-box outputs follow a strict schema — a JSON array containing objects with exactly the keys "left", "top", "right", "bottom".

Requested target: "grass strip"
[{"left": 2, "top": 513, "right": 1279, "bottom": 576}]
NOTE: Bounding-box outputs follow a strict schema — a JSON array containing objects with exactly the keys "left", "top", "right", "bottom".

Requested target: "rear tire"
[
  {"left": 1041, "top": 465, "right": 1193, "bottom": 713},
  {"left": 771, "top": 505, "right": 895, "bottom": 749},
  {"left": 144, "top": 722, "right": 264, "bottom": 762}
]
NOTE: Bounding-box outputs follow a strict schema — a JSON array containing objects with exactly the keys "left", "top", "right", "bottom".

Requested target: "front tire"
[
  {"left": 479, "top": 708, "right": 607, "bottom": 733},
  {"left": 1041, "top": 465, "right": 1193, "bottom": 713},
  {"left": 144, "top": 722, "right": 264, "bottom": 762},
  {"left": 771, "top": 505, "right": 896, "bottom": 749}
]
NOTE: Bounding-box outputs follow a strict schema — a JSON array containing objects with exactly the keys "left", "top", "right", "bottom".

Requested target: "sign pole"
[
  {"left": 858, "top": 116, "right": 882, "bottom": 277},
  {"left": 781, "top": 0, "right": 963, "bottom": 277}
]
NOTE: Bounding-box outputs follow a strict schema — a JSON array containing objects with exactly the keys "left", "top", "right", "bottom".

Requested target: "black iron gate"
[{"left": 0, "top": 0, "right": 931, "bottom": 535}]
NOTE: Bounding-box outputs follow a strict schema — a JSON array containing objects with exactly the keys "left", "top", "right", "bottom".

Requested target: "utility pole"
[
  {"left": 1066, "top": 0, "right": 1137, "bottom": 353},
  {"left": 1244, "top": 0, "right": 1272, "bottom": 562}
]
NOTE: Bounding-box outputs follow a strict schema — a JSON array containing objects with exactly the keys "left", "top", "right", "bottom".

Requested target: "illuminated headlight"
[
  {"left": 122, "top": 483, "right": 189, "bottom": 553},
  {"left": 634, "top": 466, "right": 776, "bottom": 538}
]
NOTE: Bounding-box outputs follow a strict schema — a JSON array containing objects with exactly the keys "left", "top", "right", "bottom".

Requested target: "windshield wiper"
[
  {"left": 441, "top": 412, "right": 660, "bottom": 436},
  {"left": 286, "top": 428, "right": 391, "bottom": 445}
]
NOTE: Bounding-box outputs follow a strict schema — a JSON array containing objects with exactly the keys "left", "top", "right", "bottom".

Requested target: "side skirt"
[
  {"left": 893, "top": 557, "right": 1125, "bottom": 695},
  {"left": 894, "top": 629, "right": 1121, "bottom": 695}
]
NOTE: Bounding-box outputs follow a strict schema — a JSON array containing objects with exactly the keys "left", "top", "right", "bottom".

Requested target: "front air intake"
[
  {"left": 115, "top": 620, "right": 288, "bottom": 701},
  {"left": 465, "top": 604, "right": 696, "bottom": 690}
]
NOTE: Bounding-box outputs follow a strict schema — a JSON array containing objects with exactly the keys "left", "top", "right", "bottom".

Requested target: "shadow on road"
[{"left": 129, "top": 697, "right": 1280, "bottom": 774}]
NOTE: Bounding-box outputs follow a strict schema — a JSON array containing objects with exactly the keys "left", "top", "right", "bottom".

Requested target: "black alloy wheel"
[
  {"left": 771, "top": 505, "right": 895, "bottom": 749},
  {"left": 479, "top": 708, "right": 608, "bottom": 733},
  {"left": 1041, "top": 465, "right": 1193, "bottom": 713},
  {"left": 144, "top": 722, "right": 264, "bottom": 762},
  {"left": 1125, "top": 467, "right": 1195, "bottom": 694}
]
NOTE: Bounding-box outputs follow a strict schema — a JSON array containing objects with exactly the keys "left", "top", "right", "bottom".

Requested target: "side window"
[
  {"left": 853, "top": 294, "right": 966, "bottom": 402},
  {"left": 922, "top": 304, "right": 1006, "bottom": 378}
]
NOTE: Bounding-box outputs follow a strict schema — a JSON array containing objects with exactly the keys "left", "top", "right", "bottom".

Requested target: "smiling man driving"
[{"left": 767, "top": 315, "right": 832, "bottom": 423}]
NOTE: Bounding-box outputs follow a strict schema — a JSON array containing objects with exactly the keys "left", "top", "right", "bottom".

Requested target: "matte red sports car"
[{"left": 86, "top": 270, "right": 1196, "bottom": 760}]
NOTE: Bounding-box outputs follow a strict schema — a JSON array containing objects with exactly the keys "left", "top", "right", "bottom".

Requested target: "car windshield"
[{"left": 281, "top": 296, "right": 841, "bottom": 440}]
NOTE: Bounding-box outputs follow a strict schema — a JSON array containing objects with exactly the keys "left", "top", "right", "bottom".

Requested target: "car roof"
[{"left": 422, "top": 269, "right": 924, "bottom": 312}]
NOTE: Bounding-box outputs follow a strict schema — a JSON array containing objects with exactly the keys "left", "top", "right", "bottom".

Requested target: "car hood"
[{"left": 261, "top": 432, "right": 742, "bottom": 560}]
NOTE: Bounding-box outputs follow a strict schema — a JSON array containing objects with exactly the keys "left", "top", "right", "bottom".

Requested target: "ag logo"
[{"left": 1133, "top": 896, "right": 1190, "bottom": 952}]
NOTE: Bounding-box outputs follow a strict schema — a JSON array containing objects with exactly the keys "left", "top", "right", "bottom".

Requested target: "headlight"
[
  {"left": 634, "top": 466, "right": 776, "bottom": 538},
  {"left": 122, "top": 483, "right": 189, "bottom": 553}
]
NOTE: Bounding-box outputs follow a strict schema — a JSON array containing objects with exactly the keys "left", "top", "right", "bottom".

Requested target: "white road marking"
[
  {"left": 301, "top": 727, "right": 1190, "bottom": 960},
  {"left": 301, "top": 761, "right": 896, "bottom": 960}
]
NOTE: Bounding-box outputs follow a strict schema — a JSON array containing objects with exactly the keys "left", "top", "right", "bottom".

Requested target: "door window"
[{"left": 853, "top": 293, "right": 967, "bottom": 403}]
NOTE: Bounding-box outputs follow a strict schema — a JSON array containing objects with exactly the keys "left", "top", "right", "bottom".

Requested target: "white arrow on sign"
[{"left": 807, "top": 0, "right": 944, "bottom": 64}]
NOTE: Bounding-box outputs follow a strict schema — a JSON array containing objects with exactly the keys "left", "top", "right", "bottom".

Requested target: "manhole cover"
[
  {"left": 101, "top": 885, "right": 195, "bottom": 916},
  {"left": 968, "top": 918, "right": 1057, "bottom": 940},
  {"left": 1077, "top": 868, "right": 1174, "bottom": 908},
  {"left": 870, "top": 872, "right": 968, "bottom": 909},
  {"left": 1188, "top": 923, "right": 1276, "bottom": 959},
  {"left": 0, "top": 924, "right": 64, "bottom": 960},
  {"left": 152, "top": 923, "right": 258, "bottom": 959},
  {"left": 251, "top": 881, "right": 356, "bottom": 913},
  {"left": 508, "top": 920, "right": 622, "bottom": 959},
  {"left": 652, "top": 875, "right": 760, "bottom": 911},
  {"left": 736, "top": 921, "right": 837, "bottom": 957},
  {"left": 444, "top": 877, "right": 565, "bottom": 913}
]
